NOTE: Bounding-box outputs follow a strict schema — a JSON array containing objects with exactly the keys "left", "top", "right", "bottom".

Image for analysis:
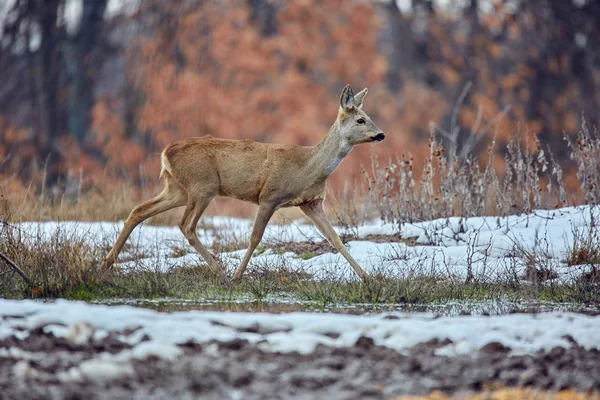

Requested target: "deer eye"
[{"left": 357, "top": 118, "right": 365, "bottom": 125}]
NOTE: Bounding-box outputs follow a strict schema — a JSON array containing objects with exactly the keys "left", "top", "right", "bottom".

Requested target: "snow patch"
[
  {"left": 131, "top": 341, "right": 183, "bottom": 361},
  {"left": 1, "top": 300, "right": 599, "bottom": 358},
  {"left": 78, "top": 358, "right": 134, "bottom": 382},
  {"left": 14, "top": 205, "right": 600, "bottom": 282}
]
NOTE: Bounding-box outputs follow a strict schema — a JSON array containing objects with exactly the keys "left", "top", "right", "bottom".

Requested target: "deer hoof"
[{"left": 231, "top": 272, "right": 244, "bottom": 282}]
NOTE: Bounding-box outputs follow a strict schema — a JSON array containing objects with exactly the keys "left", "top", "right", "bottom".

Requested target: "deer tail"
[{"left": 159, "top": 150, "right": 172, "bottom": 179}]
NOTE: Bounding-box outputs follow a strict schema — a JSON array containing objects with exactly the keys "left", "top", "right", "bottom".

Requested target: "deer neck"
[{"left": 309, "top": 124, "right": 353, "bottom": 179}]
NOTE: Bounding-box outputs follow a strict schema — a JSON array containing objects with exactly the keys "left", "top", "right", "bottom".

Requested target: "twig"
[
  {"left": 459, "top": 104, "right": 512, "bottom": 159},
  {"left": 0, "top": 252, "right": 33, "bottom": 288},
  {"left": 450, "top": 81, "right": 473, "bottom": 135}
]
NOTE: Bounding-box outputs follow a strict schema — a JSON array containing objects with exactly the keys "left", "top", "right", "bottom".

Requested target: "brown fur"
[{"left": 101, "top": 85, "right": 385, "bottom": 281}]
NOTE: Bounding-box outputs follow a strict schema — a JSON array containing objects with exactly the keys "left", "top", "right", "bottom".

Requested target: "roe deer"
[{"left": 101, "top": 85, "right": 385, "bottom": 281}]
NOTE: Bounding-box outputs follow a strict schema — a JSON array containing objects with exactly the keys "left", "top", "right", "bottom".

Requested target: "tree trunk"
[
  {"left": 65, "top": 0, "right": 108, "bottom": 141},
  {"left": 34, "top": 0, "right": 61, "bottom": 155},
  {"left": 249, "top": 0, "right": 278, "bottom": 36}
]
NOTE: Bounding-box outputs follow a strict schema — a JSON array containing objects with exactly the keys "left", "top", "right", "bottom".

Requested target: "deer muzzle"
[{"left": 371, "top": 133, "right": 385, "bottom": 142}]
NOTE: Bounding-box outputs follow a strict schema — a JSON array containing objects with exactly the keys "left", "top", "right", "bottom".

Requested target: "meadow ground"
[
  {"left": 2, "top": 204, "right": 599, "bottom": 305},
  {"left": 1, "top": 205, "right": 600, "bottom": 398}
]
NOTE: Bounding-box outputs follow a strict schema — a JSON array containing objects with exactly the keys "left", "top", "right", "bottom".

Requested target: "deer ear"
[
  {"left": 353, "top": 88, "right": 368, "bottom": 109},
  {"left": 339, "top": 84, "right": 355, "bottom": 112}
]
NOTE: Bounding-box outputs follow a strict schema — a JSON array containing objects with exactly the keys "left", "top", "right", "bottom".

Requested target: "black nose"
[{"left": 372, "top": 133, "right": 385, "bottom": 142}]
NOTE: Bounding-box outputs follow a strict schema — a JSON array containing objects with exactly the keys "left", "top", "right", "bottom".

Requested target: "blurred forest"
[{"left": 1, "top": 0, "right": 599, "bottom": 197}]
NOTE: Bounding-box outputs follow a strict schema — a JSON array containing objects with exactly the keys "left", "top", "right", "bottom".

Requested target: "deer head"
[{"left": 336, "top": 85, "right": 385, "bottom": 145}]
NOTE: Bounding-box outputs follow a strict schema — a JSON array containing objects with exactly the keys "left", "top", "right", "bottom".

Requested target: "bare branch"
[
  {"left": 469, "top": 105, "right": 483, "bottom": 137},
  {"left": 450, "top": 81, "right": 473, "bottom": 139},
  {"left": 0, "top": 252, "right": 33, "bottom": 288},
  {"left": 460, "top": 104, "right": 512, "bottom": 159},
  {"left": 435, "top": 125, "right": 454, "bottom": 141}
]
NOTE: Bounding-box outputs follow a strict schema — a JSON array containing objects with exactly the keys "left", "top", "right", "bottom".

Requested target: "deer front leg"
[
  {"left": 232, "top": 204, "right": 276, "bottom": 281},
  {"left": 299, "top": 200, "right": 369, "bottom": 281},
  {"left": 179, "top": 196, "right": 226, "bottom": 280}
]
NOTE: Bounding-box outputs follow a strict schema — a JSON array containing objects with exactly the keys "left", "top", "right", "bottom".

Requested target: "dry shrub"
[
  {"left": 565, "top": 120, "right": 600, "bottom": 205},
  {"left": 567, "top": 228, "right": 600, "bottom": 267},
  {"left": 0, "top": 220, "right": 105, "bottom": 297},
  {"left": 565, "top": 210, "right": 600, "bottom": 286},
  {"left": 365, "top": 118, "right": 600, "bottom": 225}
]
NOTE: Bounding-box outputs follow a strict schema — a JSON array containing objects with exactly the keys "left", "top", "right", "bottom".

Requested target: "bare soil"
[
  {"left": 1, "top": 325, "right": 599, "bottom": 400},
  {"left": 272, "top": 234, "right": 416, "bottom": 258}
]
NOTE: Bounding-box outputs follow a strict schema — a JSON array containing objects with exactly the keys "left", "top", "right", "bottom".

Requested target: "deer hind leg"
[
  {"left": 299, "top": 200, "right": 369, "bottom": 281},
  {"left": 102, "top": 174, "right": 186, "bottom": 270},
  {"left": 232, "top": 204, "right": 277, "bottom": 281},
  {"left": 179, "top": 193, "right": 225, "bottom": 279}
]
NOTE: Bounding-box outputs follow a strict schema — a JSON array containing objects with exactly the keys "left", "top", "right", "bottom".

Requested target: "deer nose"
[{"left": 372, "top": 133, "right": 385, "bottom": 142}]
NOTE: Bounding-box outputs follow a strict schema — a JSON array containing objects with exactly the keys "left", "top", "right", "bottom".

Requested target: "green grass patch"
[
  {"left": 293, "top": 251, "right": 318, "bottom": 260},
  {"left": 254, "top": 245, "right": 266, "bottom": 256}
]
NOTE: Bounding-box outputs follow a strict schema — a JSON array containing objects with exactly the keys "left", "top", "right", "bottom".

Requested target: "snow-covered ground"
[
  {"left": 3, "top": 300, "right": 600, "bottom": 394},
  {"left": 14, "top": 205, "right": 600, "bottom": 282},
  {"left": 1, "top": 299, "right": 599, "bottom": 362}
]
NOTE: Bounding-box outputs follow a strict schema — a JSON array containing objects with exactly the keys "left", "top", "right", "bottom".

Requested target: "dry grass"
[
  {"left": 4, "top": 119, "right": 597, "bottom": 229},
  {"left": 565, "top": 213, "right": 600, "bottom": 285},
  {"left": 399, "top": 387, "right": 599, "bottom": 400},
  {"left": 0, "top": 178, "right": 318, "bottom": 227},
  {"left": 566, "top": 215, "right": 600, "bottom": 267},
  {"left": 0, "top": 221, "right": 104, "bottom": 297},
  {"left": 2, "top": 204, "right": 594, "bottom": 304},
  {"left": 365, "top": 118, "right": 600, "bottom": 225}
]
